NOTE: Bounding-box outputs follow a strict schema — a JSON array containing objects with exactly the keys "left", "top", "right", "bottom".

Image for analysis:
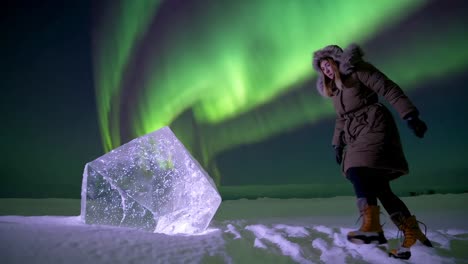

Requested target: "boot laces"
[
  {"left": 418, "top": 220, "right": 428, "bottom": 235},
  {"left": 354, "top": 211, "right": 387, "bottom": 228},
  {"left": 397, "top": 219, "right": 428, "bottom": 246},
  {"left": 354, "top": 214, "right": 363, "bottom": 225},
  {"left": 380, "top": 211, "right": 387, "bottom": 227}
]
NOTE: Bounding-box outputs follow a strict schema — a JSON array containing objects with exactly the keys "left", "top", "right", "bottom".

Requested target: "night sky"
[
  {"left": 1, "top": 0, "right": 468, "bottom": 199},
  {"left": 1, "top": 0, "right": 101, "bottom": 198}
]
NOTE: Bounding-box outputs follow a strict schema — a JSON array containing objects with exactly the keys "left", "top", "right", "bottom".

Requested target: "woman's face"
[{"left": 320, "top": 59, "right": 334, "bottom": 79}]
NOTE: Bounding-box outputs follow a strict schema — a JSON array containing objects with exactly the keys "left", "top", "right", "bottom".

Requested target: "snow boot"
[
  {"left": 347, "top": 202, "right": 387, "bottom": 245},
  {"left": 389, "top": 213, "right": 433, "bottom": 260}
]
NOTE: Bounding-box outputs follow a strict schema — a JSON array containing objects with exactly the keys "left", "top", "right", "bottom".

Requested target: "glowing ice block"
[{"left": 80, "top": 126, "right": 221, "bottom": 234}]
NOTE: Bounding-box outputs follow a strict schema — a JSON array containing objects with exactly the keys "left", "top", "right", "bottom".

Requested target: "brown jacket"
[{"left": 313, "top": 44, "right": 418, "bottom": 178}]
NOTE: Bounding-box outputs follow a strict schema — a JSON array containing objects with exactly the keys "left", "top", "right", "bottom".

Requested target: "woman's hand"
[
  {"left": 333, "top": 145, "right": 344, "bottom": 165},
  {"left": 406, "top": 115, "right": 428, "bottom": 138}
]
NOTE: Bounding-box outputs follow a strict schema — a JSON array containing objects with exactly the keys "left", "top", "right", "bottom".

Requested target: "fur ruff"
[{"left": 312, "top": 44, "right": 365, "bottom": 96}]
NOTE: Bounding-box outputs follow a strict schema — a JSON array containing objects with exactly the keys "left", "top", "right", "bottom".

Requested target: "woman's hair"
[{"left": 321, "top": 58, "right": 344, "bottom": 97}]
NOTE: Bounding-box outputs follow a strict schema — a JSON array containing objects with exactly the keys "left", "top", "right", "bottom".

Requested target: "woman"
[{"left": 312, "top": 44, "right": 432, "bottom": 260}]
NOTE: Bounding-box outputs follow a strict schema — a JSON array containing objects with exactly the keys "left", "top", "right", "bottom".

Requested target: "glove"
[
  {"left": 406, "top": 115, "right": 427, "bottom": 138},
  {"left": 333, "top": 145, "right": 344, "bottom": 165}
]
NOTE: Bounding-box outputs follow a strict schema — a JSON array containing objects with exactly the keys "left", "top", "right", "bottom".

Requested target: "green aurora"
[{"left": 93, "top": 0, "right": 468, "bottom": 185}]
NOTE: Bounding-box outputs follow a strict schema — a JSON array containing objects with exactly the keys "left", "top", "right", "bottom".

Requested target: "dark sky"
[
  {"left": 1, "top": 0, "right": 467, "bottom": 199},
  {"left": 1, "top": 0, "right": 102, "bottom": 198}
]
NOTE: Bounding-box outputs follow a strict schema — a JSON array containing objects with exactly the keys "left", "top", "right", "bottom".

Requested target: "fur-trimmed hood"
[{"left": 312, "top": 43, "right": 365, "bottom": 96}]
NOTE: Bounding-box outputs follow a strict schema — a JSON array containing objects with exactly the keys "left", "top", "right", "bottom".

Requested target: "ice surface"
[
  {"left": 80, "top": 126, "right": 221, "bottom": 234},
  {"left": 2, "top": 194, "right": 468, "bottom": 263}
]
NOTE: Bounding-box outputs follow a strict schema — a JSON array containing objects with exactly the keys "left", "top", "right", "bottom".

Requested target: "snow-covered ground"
[{"left": 1, "top": 193, "right": 467, "bottom": 264}]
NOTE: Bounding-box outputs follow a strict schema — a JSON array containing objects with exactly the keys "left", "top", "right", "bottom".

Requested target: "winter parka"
[{"left": 312, "top": 44, "right": 419, "bottom": 179}]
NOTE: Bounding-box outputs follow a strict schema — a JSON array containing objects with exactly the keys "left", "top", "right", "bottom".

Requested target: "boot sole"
[
  {"left": 389, "top": 251, "right": 411, "bottom": 260},
  {"left": 347, "top": 233, "right": 388, "bottom": 245}
]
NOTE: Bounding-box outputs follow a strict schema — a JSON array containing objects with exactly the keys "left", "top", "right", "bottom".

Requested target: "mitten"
[
  {"left": 333, "top": 145, "right": 344, "bottom": 165},
  {"left": 406, "top": 115, "right": 427, "bottom": 138}
]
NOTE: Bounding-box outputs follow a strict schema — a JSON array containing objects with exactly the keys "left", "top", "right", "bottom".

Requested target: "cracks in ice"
[{"left": 97, "top": 171, "right": 129, "bottom": 225}]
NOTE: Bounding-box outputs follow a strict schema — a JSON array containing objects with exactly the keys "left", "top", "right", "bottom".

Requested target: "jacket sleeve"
[
  {"left": 332, "top": 115, "right": 345, "bottom": 146},
  {"left": 355, "top": 62, "right": 418, "bottom": 119}
]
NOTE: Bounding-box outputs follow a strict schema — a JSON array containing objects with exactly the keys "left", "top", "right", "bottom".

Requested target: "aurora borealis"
[
  {"left": 93, "top": 0, "right": 468, "bottom": 185},
  {"left": 1, "top": 0, "right": 468, "bottom": 199}
]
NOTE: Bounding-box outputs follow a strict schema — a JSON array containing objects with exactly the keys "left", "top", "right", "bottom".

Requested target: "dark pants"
[{"left": 347, "top": 167, "right": 411, "bottom": 217}]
